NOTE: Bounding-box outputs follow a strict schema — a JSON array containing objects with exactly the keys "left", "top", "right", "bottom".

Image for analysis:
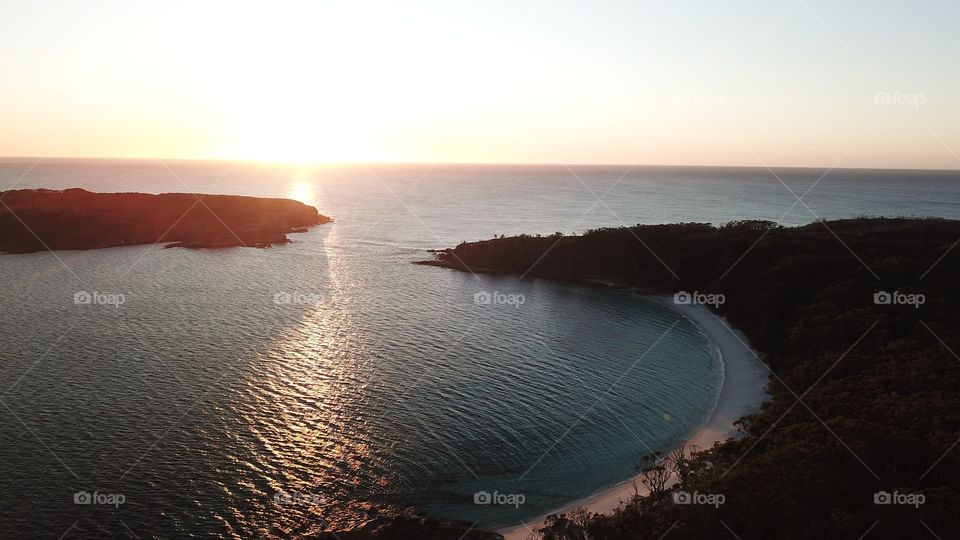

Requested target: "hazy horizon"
[{"left": 2, "top": 155, "right": 960, "bottom": 174}]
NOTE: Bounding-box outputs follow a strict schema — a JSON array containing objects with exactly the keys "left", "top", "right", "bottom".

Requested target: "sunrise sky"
[{"left": 1, "top": 0, "right": 958, "bottom": 169}]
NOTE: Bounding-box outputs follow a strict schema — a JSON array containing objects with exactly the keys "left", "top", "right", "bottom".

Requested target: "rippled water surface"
[{"left": 1, "top": 160, "right": 958, "bottom": 537}]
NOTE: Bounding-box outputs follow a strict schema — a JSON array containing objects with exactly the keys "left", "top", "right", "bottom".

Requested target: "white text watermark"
[
  {"left": 474, "top": 291, "right": 525, "bottom": 308},
  {"left": 74, "top": 291, "right": 125, "bottom": 308},
  {"left": 473, "top": 490, "right": 525, "bottom": 508},
  {"left": 874, "top": 91, "right": 925, "bottom": 108},
  {"left": 273, "top": 491, "right": 325, "bottom": 505},
  {"left": 874, "top": 290, "right": 924, "bottom": 308},
  {"left": 673, "top": 490, "right": 725, "bottom": 508},
  {"left": 874, "top": 490, "right": 924, "bottom": 508},
  {"left": 74, "top": 490, "right": 125, "bottom": 508},
  {"left": 274, "top": 291, "right": 324, "bottom": 306},
  {"left": 674, "top": 290, "right": 725, "bottom": 307}
]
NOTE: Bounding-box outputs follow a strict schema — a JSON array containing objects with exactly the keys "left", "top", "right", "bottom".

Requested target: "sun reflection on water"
[
  {"left": 287, "top": 169, "right": 319, "bottom": 205},
  {"left": 227, "top": 219, "right": 396, "bottom": 535}
]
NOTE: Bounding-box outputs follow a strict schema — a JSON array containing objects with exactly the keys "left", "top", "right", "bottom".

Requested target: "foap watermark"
[
  {"left": 874, "top": 290, "right": 924, "bottom": 308},
  {"left": 473, "top": 490, "right": 525, "bottom": 508},
  {"left": 473, "top": 291, "right": 525, "bottom": 308},
  {"left": 274, "top": 291, "right": 324, "bottom": 306},
  {"left": 673, "top": 290, "right": 725, "bottom": 308},
  {"left": 273, "top": 490, "right": 325, "bottom": 506},
  {"left": 874, "top": 490, "right": 925, "bottom": 508},
  {"left": 874, "top": 91, "right": 925, "bottom": 108},
  {"left": 672, "top": 490, "right": 725, "bottom": 508},
  {"left": 73, "top": 291, "right": 125, "bottom": 308},
  {"left": 74, "top": 490, "right": 125, "bottom": 508}
]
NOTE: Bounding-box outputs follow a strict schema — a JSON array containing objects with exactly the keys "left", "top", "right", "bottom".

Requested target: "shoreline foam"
[{"left": 500, "top": 295, "right": 769, "bottom": 539}]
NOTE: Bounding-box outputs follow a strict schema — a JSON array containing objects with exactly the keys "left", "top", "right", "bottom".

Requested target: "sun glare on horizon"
[
  {"left": 287, "top": 177, "right": 317, "bottom": 204},
  {"left": 1, "top": 1, "right": 959, "bottom": 168}
]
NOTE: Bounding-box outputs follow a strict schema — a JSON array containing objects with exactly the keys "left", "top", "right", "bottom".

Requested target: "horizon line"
[{"left": 0, "top": 155, "right": 958, "bottom": 174}]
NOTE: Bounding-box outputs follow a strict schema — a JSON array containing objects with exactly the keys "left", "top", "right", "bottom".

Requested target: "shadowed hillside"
[
  {"left": 419, "top": 218, "right": 960, "bottom": 539},
  {"left": 0, "top": 188, "right": 331, "bottom": 253}
]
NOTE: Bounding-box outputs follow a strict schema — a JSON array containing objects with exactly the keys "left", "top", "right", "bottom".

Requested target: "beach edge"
[{"left": 500, "top": 295, "right": 770, "bottom": 539}]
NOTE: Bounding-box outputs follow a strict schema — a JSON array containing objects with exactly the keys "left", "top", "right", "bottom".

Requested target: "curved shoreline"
[{"left": 500, "top": 295, "right": 769, "bottom": 539}]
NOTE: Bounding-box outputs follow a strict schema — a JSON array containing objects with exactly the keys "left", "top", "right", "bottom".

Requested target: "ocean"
[{"left": 1, "top": 159, "right": 958, "bottom": 537}]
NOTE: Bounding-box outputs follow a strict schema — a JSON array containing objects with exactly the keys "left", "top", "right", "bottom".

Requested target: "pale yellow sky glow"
[{"left": 1, "top": 1, "right": 959, "bottom": 168}]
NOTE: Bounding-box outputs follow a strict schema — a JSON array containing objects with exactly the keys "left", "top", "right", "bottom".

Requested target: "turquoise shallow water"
[{"left": 1, "top": 161, "right": 958, "bottom": 537}]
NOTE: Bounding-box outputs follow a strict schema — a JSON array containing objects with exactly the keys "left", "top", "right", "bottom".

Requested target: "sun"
[
  {"left": 214, "top": 71, "right": 391, "bottom": 165},
  {"left": 287, "top": 179, "right": 316, "bottom": 204},
  {"left": 229, "top": 121, "right": 371, "bottom": 164}
]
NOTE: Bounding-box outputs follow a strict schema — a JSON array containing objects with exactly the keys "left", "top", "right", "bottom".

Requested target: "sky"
[{"left": 0, "top": 0, "right": 958, "bottom": 169}]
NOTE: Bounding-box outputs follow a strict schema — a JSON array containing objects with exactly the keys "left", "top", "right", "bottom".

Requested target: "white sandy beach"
[{"left": 501, "top": 295, "right": 769, "bottom": 540}]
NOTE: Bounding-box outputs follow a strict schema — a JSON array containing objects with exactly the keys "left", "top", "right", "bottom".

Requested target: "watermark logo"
[
  {"left": 273, "top": 291, "right": 324, "bottom": 306},
  {"left": 873, "top": 290, "right": 924, "bottom": 308},
  {"left": 673, "top": 290, "right": 725, "bottom": 307},
  {"left": 473, "top": 490, "right": 525, "bottom": 508},
  {"left": 74, "top": 490, "right": 125, "bottom": 508},
  {"left": 874, "top": 490, "right": 924, "bottom": 508},
  {"left": 73, "top": 291, "right": 125, "bottom": 308},
  {"left": 874, "top": 91, "right": 925, "bottom": 108},
  {"left": 672, "top": 490, "right": 725, "bottom": 508},
  {"left": 273, "top": 491, "right": 325, "bottom": 506},
  {"left": 473, "top": 291, "right": 525, "bottom": 308}
]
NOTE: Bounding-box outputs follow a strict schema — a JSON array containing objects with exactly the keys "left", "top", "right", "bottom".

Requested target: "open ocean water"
[{"left": 1, "top": 160, "right": 958, "bottom": 537}]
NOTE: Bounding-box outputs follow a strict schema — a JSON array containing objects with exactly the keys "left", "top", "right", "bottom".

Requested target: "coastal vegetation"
[
  {"left": 420, "top": 218, "right": 960, "bottom": 539},
  {"left": 0, "top": 188, "right": 331, "bottom": 253}
]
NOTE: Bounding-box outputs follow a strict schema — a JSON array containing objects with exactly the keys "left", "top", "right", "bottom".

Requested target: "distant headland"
[{"left": 0, "top": 188, "right": 331, "bottom": 253}]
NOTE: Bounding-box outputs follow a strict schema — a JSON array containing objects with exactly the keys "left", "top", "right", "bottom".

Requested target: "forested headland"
[
  {"left": 419, "top": 218, "right": 960, "bottom": 539},
  {"left": 0, "top": 188, "right": 330, "bottom": 253}
]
